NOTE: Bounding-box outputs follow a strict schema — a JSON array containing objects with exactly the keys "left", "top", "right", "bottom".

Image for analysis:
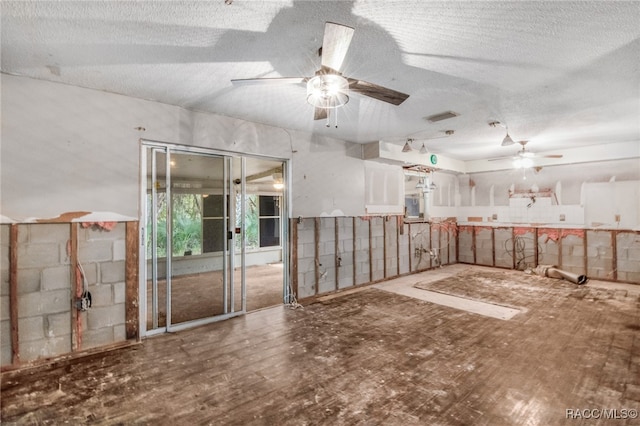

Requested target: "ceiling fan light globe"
[
  {"left": 306, "top": 75, "right": 349, "bottom": 109},
  {"left": 513, "top": 158, "right": 523, "bottom": 169},
  {"left": 521, "top": 158, "right": 534, "bottom": 168}
]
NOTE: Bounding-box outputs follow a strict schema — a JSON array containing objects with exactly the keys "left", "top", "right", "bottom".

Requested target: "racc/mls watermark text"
[{"left": 566, "top": 408, "right": 638, "bottom": 420}]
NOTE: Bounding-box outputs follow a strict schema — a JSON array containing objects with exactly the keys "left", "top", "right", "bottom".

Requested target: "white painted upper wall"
[
  {"left": 0, "top": 74, "right": 369, "bottom": 221},
  {"left": 2, "top": 74, "right": 639, "bottom": 227}
]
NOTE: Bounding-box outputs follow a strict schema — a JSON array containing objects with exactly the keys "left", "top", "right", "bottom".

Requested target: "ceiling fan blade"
[
  {"left": 231, "top": 77, "right": 306, "bottom": 86},
  {"left": 314, "top": 107, "right": 328, "bottom": 121},
  {"left": 348, "top": 79, "right": 409, "bottom": 105},
  {"left": 321, "top": 22, "right": 355, "bottom": 72},
  {"left": 487, "top": 156, "right": 513, "bottom": 162},
  {"left": 542, "top": 154, "right": 563, "bottom": 158}
]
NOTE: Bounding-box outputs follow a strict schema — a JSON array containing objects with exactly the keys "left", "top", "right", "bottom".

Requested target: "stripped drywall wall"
[
  {"left": 1, "top": 221, "right": 139, "bottom": 370},
  {"left": 457, "top": 224, "right": 640, "bottom": 284},
  {"left": 292, "top": 216, "right": 458, "bottom": 300}
]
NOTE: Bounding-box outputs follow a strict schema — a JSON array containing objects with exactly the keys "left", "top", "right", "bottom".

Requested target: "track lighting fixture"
[{"left": 402, "top": 139, "right": 414, "bottom": 152}]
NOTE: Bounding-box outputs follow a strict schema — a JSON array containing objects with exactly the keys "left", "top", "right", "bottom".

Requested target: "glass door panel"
[
  {"left": 145, "top": 147, "right": 168, "bottom": 332},
  {"left": 144, "top": 146, "right": 243, "bottom": 333}
]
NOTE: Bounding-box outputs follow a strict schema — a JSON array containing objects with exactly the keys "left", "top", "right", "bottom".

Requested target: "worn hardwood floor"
[{"left": 2, "top": 265, "right": 639, "bottom": 425}]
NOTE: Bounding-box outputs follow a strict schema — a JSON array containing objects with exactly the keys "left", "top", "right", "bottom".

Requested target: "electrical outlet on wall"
[
  {"left": 559, "top": 214, "right": 566, "bottom": 221},
  {"left": 492, "top": 213, "right": 498, "bottom": 220},
  {"left": 615, "top": 214, "right": 621, "bottom": 222}
]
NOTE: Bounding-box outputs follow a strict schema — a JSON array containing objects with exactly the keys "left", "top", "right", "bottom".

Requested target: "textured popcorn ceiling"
[{"left": 1, "top": 1, "right": 639, "bottom": 162}]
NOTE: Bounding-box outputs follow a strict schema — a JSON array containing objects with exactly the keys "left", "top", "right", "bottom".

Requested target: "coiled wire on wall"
[
  {"left": 504, "top": 235, "right": 542, "bottom": 270},
  {"left": 411, "top": 222, "right": 456, "bottom": 268}
]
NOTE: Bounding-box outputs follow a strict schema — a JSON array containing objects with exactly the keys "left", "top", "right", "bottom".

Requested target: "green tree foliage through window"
[{"left": 147, "top": 192, "right": 203, "bottom": 258}]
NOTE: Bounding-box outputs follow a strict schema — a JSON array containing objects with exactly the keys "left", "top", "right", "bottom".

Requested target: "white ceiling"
[{"left": 2, "top": 1, "right": 639, "bottom": 163}]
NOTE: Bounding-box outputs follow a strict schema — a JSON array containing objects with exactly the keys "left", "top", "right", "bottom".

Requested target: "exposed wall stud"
[
  {"left": 534, "top": 228, "right": 539, "bottom": 266},
  {"left": 583, "top": 230, "right": 588, "bottom": 275},
  {"left": 368, "top": 219, "right": 373, "bottom": 282},
  {"left": 125, "top": 222, "right": 140, "bottom": 341},
  {"left": 611, "top": 230, "right": 618, "bottom": 281},
  {"left": 352, "top": 217, "right": 356, "bottom": 286},
  {"left": 291, "top": 218, "right": 299, "bottom": 300},
  {"left": 408, "top": 223, "right": 413, "bottom": 272},
  {"left": 383, "top": 217, "right": 387, "bottom": 278},
  {"left": 335, "top": 217, "right": 339, "bottom": 290},
  {"left": 558, "top": 228, "right": 563, "bottom": 269},
  {"left": 9, "top": 224, "right": 19, "bottom": 365},
  {"left": 396, "top": 218, "right": 400, "bottom": 276},
  {"left": 491, "top": 228, "right": 496, "bottom": 267},
  {"left": 314, "top": 218, "right": 320, "bottom": 295},
  {"left": 70, "top": 223, "right": 79, "bottom": 351},
  {"left": 473, "top": 226, "right": 478, "bottom": 266},
  {"left": 511, "top": 227, "right": 516, "bottom": 269}
]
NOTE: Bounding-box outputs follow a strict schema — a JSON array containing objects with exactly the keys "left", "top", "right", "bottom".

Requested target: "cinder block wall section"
[
  {"left": 617, "top": 232, "right": 640, "bottom": 283},
  {"left": 77, "top": 224, "right": 127, "bottom": 350},
  {"left": 292, "top": 217, "right": 458, "bottom": 301},
  {"left": 16, "top": 224, "right": 72, "bottom": 364},
  {"left": 457, "top": 224, "right": 640, "bottom": 284},
  {"left": 1, "top": 222, "right": 138, "bottom": 370}
]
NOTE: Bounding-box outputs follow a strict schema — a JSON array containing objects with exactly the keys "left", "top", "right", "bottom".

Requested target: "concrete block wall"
[
  {"left": 296, "top": 218, "right": 316, "bottom": 298},
  {"left": 617, "top": 232, "right": 640, "bottom": 283},
  {"left": 398, "top": 223, "right": 410, "bottom": 275},
  {"left": 431, "top": 226, "right": 442, "bottom": 266},
  {"left": 15, "top": 224, "right": 72, "bottom": 363},
  {"left": 457, "top": 226, "right": 474, "bottom": 264},
  {"left": 370, "top": 217, "right": 385, "bottom": 282},
  {"left": 336, "top": 217, "right": 355, "bottom": 290},
  {"left": 514, "top": 229, "right": 536, "bottom": 270},
  {"left": 458, "top": 225, "right": 639, "bottom": 284},
  {"left": 475, "top": 227, "right": 493, "bottom": 266},
  {"left": 317, "top": 218, "right": 337, "bottom": 295},
  {"left": 538, "top": 231, "right": 560, "bottom": 267},
  {"left": 561, "top": 233, "right": 586, "bottom": 276},
  {"left": 409, "top": 222, "right": 431, "bottom": 271},
  {"left": 1, "top": 225, "right": 12, "bottom": 366},
  {"left": 2, "top": 222, "right": 130, "bottom": 368},
  {"left": 586, "top": 230, "right": 614, "bottom": 280},
  {"left": 292, "top": 217, "right": 457, "bottom": 300},
  {"left": 354, "top": 218, "right": 370, "bottom": 285},
  {"left": 448, "top": 227, "right": 457, "bottom": 266},
  {"left": 494, "top": 228, "right": 513, "bottom": 268},
  {"left": 385, "top": 217, "right": 399, "bottom": 277},
  {"left": 77, "top": 224, "right": 127, "bottom": 350}
]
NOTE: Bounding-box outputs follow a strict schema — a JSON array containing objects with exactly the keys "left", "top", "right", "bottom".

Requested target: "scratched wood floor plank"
[{"left": 2, "top": 265, "right": 639, "bottom": 425}]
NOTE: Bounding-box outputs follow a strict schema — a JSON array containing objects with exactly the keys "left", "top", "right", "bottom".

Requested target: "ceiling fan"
[
  {"left": 231, "top": 22, "right": 410, "bottom": 125},
  {"left": 489, "top": 140, "right": 563, "bottom": 168}
]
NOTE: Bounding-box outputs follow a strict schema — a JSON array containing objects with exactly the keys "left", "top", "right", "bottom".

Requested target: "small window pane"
[
  {"left": 259, "top": 196, "right": 278, "bottom": 216},
  {"left": 259, "top": 218, "right": 280, "bottom": 247}
]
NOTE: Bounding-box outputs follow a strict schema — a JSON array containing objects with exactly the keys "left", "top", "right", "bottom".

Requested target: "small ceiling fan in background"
[
  {"left": 231, "top": 22, "right": 410, "bottom": 126},
  {"left": 490, "top": 140, "right": 564, "bottom": 169}
]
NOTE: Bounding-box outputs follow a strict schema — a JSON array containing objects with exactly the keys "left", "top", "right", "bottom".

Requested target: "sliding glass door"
[
  {"left": 141, "top": 143, "right": 288, "bottom": 336},
  {"left": 144, "top": 146, "right": 243, "bottom": 334}
]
